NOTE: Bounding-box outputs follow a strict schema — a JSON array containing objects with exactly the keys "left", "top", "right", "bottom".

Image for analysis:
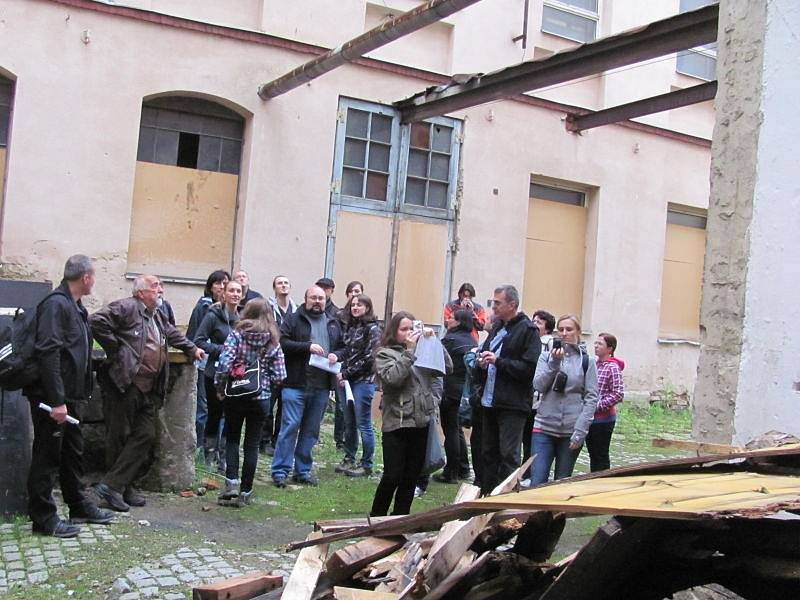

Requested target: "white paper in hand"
[
  {"left": 343, "top": 380, "right": 355, "bottom": 404},
  {"left": 308, "top": 353, "right": 341, "bottom": 374},
  {"left": 414, "top": 335, "right": 446, "bottom": 375}
]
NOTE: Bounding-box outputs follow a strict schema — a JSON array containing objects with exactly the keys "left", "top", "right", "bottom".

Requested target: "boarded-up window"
[
  {"left": 127, "top": 97, "right": 244, "bottom": 280},
  {"left": 659, "top": 206, "right": 707, "bottom": 340},
  {"left": 523, "top": 182, "right": 587, "bottom": 318}
]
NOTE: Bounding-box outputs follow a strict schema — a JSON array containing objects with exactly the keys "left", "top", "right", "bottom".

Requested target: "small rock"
[
  {"left": 137, "top": 520, "right": 151, "bottom": 527},
  {"left": 112, "top": 578, "right": 131, "bottom": 594}
]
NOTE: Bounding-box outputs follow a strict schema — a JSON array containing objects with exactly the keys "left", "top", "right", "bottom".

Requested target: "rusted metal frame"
[
  {"left": 257, "top": 0, "right": 485, "bottom": 100},
  {"left": 397, "top": 3, "right": 719, "bottom": 122},
  {"left": 566, "top": 81, "right": 717, "bottom": 133}
]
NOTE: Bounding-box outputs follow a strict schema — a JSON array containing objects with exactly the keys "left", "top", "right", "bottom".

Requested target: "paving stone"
[
  {"left": 185, "top": 558, "right": 203, "bottom": 567},
  {"left": 28, "top": 571, "right": 49, "bottom": 584},
  {"left": 79, "top": 538, "right": 97, "bottom": 545},
  {"left": 4, "top": 552, "right": 21, "bottom": 561},
  {"left": 8, "top": 571, "right": 25, "bottom": 581},
  {"left": 178, "top": 572, "right": 198, "bottom": 583},
  {"left": 128, "top": 568, "right": 150, "bottom": 581},
  {"left": 133, "top": 577, "right": 157, "bottom": 588},
  {"left": 149, "top": 568, "right": 172, "bottom": 577},
  {"left": 46, "top": 557, "right": 65, "bottom": 565},
  {"left": 176, "top": 552, "right": 197, "bottom": 559},
  {"left": 197, "top": 549, "right": 214, "bottom": 556},
  {"left": 219, "top": 568, "right": 242, "bottom": 577},
  {"left": 206, "top": 561, "right": 230, "bottom": 569},
  {"left": 170, "top": 564, "right": 188, "bottom": 574},
  {"left": 156, "top": 576, "right": 180, "bottom": 587},
  {"left": 24, "top": 548, "right": 43, "bottom": 556},
  {"left": 140, "top": 587, "right": 159, "bottom": 598},
  {"left": 195, "top": 569, "right": 217, "bottom": 578},
  {"left": 161, "top": 557, "right": 179, "bottom": 566},
  {"left": 165, "top": 594, "right": 185, "bottom": 600},
  {"left": 29, "top": 562, "right": 48, "bottom": 572},
  {"left": 44, "top": 551, "right": 63, "bottom": 559},
  {"left": 6, "top": 561, "right": 23, "bottom": 570},
  {"left": 119, "top": 593, "right": 141, "bottom": 600}
]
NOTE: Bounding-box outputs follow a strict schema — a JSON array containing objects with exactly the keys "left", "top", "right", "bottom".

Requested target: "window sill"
[
  {"left": 657, "top": 337, "right": 700, "bottom": 347},
  {"left": 125, "top": 272, "right": 205, "bottom": 285}
]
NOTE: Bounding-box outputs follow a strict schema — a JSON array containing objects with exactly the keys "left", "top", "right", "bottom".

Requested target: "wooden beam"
[
  {"left": 325, "top": 536, "right": 407, "bottom": 582},
  {"left": 652, "top": 437, "right": 743, "bottom": 454},
  {"left": 283, "top": 531, "right": 329, "bottom": 600},
  {"left": 333, "top": 587, "right": 397, "bottom": 600},
  {"left": 192, "top": 573, "right": 282, "bottom": 600}
]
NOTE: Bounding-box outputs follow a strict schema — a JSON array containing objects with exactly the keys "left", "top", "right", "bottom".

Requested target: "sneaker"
[
  {"left": 344, "top": 466, "right": 372, "bottom": 478},
  {"left": 70, "top": 504, "right": 114, "bottom": 525},
  {"left": 123, "top": 487, "right": 146, "bottom": 507},
  {"left": 432, "top": 472, "right": 458, "bottom": 484},
  {"left": 334, "top": 458, "right": 355, "bottom": 473},
  {"left": 94, "top": 483, "right": 130, "bottom": 513},
  {"left": 237, "top": 490, "right": 253, "bottom": 506},
  {"left": 413, "top": 486, "right": 424, "bottom": 498},
  {"left": 292, "top": 474, "right": 319, "bottom": 487},
  {"left": 219, "top": 478, "right": 240, "bottom": 501},
  {"left": 272, "top": 477, "right": 287, "bottom": 489},
  {"left": 33, "top": 519, "right": 81, "bottom": 539}
]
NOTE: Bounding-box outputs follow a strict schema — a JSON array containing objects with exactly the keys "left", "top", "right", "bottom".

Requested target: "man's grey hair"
[
  {"left": 132, "top": 274, "right": 155, "bottom": 295},
  {"left": 63, "top": 254, "right": 94, "bottom": 281},
  {"left": 494, "top": 284, "right": 520, "bottom": 309}
]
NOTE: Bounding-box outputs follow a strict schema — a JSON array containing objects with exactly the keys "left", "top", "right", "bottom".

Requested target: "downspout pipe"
[{"left": 257, "top": 0, "right": 484, "bottom": 100}]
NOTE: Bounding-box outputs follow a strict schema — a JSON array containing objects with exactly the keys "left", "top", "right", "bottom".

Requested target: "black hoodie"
[{"left": 193, "top": 304, "right": 239, "bottom": 379}]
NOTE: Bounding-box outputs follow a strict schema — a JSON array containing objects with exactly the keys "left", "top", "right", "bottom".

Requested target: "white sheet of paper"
[
  {"left": 414, "top": 334, "right": 446, "bottom": 375},
  {"left": 308, "top": 353, "right": 341, "bottom": 374},
  {"left": 343, "top": 380, "right": 355, "bottom": 404}
]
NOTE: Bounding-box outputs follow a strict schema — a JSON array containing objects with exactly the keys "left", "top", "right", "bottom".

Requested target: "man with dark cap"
[{"left": 315, "top": 277, "right": 339, "bottom": 320}]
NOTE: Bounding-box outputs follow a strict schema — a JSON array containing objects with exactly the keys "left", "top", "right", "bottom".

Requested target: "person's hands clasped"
[{"left": 479, "top": 351, "right": 497, "bottom": 366}]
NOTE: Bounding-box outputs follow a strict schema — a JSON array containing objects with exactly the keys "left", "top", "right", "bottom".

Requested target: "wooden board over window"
[
  {"left": 659, "top": 221, "right": 706, "bottom": 340},
  {"left": 127, "top": 161, "right": 237, "bottom": 280}
]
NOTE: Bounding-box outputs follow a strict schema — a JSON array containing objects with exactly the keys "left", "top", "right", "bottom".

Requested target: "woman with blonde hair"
[{"left": 531, "top": 314, "right": 598, "bottom": 485}]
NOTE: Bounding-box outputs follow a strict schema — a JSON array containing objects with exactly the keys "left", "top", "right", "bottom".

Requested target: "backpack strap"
[{"left": 582, "top": 351, "right": 589, "bottom": 375}]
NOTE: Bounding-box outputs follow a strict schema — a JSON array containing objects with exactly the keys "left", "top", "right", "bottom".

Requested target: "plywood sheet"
[
  {"left": 659, "top": 223, "right": 706, "bottom": 339},
  {"left": 393, "top": 219, "right": 448, "bottom": 325},
  {"left": 465, "top": 472, "right": 800, "bottom": 519},
  {"left": 127, "top": 161, "right": 237, "bottom": 279},
  {"left": 523, "top": 196, "right": 586, "bottom": 317},
  {"left": 331, "top": 210, "right": 392, "bottom": 317}
]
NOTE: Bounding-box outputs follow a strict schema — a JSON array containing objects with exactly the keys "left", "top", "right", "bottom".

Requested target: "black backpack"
[{"left": 0, "top": 294, "right": 53, "bottom": 391}]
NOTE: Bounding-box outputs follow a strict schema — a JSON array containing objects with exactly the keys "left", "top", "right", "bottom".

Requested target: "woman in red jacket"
[
  {"left": 586, "top": 333, "right": 625, "bottom": 472},
  {"left": 442, "top": 282, "right": 486, "bottom": 341}
]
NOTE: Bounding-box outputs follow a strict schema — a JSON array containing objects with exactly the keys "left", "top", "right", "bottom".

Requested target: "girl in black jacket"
[{"left": 194, "top": 279, "right": 241, "bottom": 471}]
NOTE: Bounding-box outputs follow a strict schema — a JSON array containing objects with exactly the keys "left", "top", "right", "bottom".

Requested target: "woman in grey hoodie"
[{"left": 531, "top": 314, "right": 598, "bottom": 485}]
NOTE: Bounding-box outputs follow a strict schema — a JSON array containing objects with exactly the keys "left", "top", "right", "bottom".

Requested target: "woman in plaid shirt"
[
  {"left": 586, "top": 333, "right": 625, "bottom": 472},
  {"left": 215, "top": 299, "right": 286, "bottom": 505}
]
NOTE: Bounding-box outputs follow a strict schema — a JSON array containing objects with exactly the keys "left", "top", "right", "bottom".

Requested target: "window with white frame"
[
  {"left": 677, "top": 0, "right": 717, "bottom": 81},
  {"left": 541, "top": 0, "right": 598, "bottom": 44},
  {"left": 333, "top": 98, "right": 461, "bottom": 219}
]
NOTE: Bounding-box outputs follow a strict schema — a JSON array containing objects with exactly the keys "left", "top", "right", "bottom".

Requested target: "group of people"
[{"left": 24, "top": 254, "right": 625, "bottom": 538}]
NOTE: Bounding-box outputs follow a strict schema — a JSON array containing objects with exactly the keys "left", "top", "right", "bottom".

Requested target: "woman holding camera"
[
  {"left": 443, "top": 282, "right": 487, "bottom": 341},
  {"left": 531, "top": 314, "right": 598, "bottom": 485}
]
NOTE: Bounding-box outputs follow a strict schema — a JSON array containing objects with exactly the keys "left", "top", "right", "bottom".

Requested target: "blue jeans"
[
  {"left": 271, "top": 387, "right": 329, "bottom": 480},
  {"left": 343, "top": 382, "right": 376, "bottom": 469},
  {"left": 195, "top": 369, "right": 207, "bottom": 448},
  {"left": 531, "top": 432, "right": 582, "bottom": 485}
]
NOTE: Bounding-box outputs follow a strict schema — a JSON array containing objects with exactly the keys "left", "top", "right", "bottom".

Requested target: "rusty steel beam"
[
  {"left": 565, "top": 80, "right": 718, "bottom": 133},
  {"left": 397, "top": 3, "right": 719, "bottom": 122},
  {"left": 258, "top": 0, "right": 485, "bottom": 100}
]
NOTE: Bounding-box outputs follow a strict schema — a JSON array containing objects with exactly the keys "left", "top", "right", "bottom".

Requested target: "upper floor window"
[
  {"left": 137, "top": 97, "right": 244, "bottom": 174},
  {"left": 541, "top": 0, "right": 598, "bottom": 44},
  {"left": 0, "top": 79, "right": 12, "bottom": 149},
  {"left": 405, "top": 121, "right": 456, "bottom": 210},
  {"left": 677, "top": 0, "right": 717, "bottom": 81}
]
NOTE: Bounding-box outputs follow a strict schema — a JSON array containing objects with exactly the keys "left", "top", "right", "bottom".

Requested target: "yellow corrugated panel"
[{"left": 466, "top": 472, "right": 800, "bottom": 520}]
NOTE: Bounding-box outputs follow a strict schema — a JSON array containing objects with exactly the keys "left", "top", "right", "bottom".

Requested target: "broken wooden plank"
[
  {"left": 375, "top": 541, "right": 425, "bottom": 594},
  {"left": 652, "top": 438, "right": 743, "bottom": 454},
  {"left": 316, "top": 515, "right": 401, "bottom": 534},
  {"left": 471, "top": 517, "right": 526, "bottom": 553},
  {"left": 325, "top": 536, "right": 406, "bottom": 582},
  {"left": 192, "top": 572, "right": 282, "bottom": 600},
  {"left": 424, "top": 551, "right": 490, "bottom": 600},
  {"left": 283, "top": 531, "right": 328, "bottom": 600},
  {"left": 513, "top": 511, "right": 566, "bottom": 562},
  {"left": 333, "top": 587, "right": 396, "bottom": 599}
]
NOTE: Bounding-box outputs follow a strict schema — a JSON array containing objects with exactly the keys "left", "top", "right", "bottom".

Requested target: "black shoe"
[
  {"left": 272, "top": 477, "right": 287, "bottom": 489},
  {"left": 70, "top": 504, "right": 114, "bottom": 525},
  {"left": 123, "top": 487, "right": 146, "bottom": 507},
  {"left": 94, "top": 483, "right": 130, "bottom": 512},
  {"left": 292, "top": 474, "right": 319, "bottom": 486},
  {"left": 33, "top": 520, "right": 81, "bottom": 539},
  {"left": 432, "top": 472, "right": 458, "bottom": 484},
  {"left": 334, "top": 458, "right": 355, "bottom": 473}
]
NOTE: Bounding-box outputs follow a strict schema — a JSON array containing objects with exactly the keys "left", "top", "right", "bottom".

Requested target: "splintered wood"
[{"left": 276, "top": 444, "right": 800, "bottom": 599}]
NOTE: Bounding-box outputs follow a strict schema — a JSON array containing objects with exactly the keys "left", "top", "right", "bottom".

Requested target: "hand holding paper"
[{"left": 309, "top": 353, "right": 341, "bottom": 374}]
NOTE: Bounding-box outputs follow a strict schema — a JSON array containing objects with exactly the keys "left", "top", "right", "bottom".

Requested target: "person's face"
[
  {"left": 594, "top": 336, "right": 611, "bottom": 359},
  {"left": 350, "top": 298, "right": 367, "bottom": 318},
  {"left": 273, "top": 277, "right": 291, "bottom": 296},
  {"left": 234, "top": 271, "right": 249, "bottom": 288},
  {"left": 396, "top": 318, "right": 414, "bottom": 344},
  {"left": 211, "top": 278, "right": 227, "bottom": 302},
  {"left": 223, "top": 282, "right": 242, "bottom": 308},
  {"left": 137, "top": 277, "right": 162, "bottom": 311},
  {"left": 491, "top": 292, "right": 516, "bottom": 322},
  {"left": 305, "top": 287, "right": 326, "bottom": 314},
  {"left": 533, "top": 315, "right": 548, "bottom": 336},
  {"left": 446, "top": 316, "right": 459, "bottom": 331},
  {"left": 557, "top": 319, "right": 580, "bottom": 344},
  {"left": 347, "top": 285, "right": 363, "bottom": 300},
  {"left": 320, "top": 286, "right": 334, "bottom": 300},
  {"left": 79, "top": 270, "right": 96, "bottom": 296},
  {"left": 459, "top": 290, "right": 473, "bottom": 303}
]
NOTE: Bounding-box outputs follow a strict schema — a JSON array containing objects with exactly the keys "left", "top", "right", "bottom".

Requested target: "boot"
[
  {"left": 219, "top": 478, "right": 239, "bottom": 500},
  {"left": 204, "top": 436, "right": 218, "bottom": 468}
]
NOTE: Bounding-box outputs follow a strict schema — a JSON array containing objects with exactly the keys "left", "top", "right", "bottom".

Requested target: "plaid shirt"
[
  {"left": 595, "top": 358, "right": 624, "bottom": 420},
  {"left": 215, "top": 330, "right": 286, "bottom": 401}
]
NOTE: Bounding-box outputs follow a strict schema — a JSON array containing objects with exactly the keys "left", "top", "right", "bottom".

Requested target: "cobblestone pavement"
[{"left": 0, "top": 517, "right": 298, "bottom": 599}]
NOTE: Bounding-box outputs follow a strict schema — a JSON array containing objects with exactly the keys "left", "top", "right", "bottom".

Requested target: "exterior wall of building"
[{"left": 0, "top": 0, "right": 713, "bottom": 397}]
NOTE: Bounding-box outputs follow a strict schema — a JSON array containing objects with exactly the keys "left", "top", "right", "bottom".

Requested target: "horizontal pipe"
[{"left": 258, "top": 0, "right": 484, "bottom": 100}]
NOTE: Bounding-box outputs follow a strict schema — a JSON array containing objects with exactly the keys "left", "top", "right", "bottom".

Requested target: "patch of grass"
[{"left": 615, "top": 402, "right": 692, "bottom": 439}]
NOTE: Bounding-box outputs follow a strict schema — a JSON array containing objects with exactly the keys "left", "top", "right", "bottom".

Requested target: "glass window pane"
[
  {"left": 370, "top": 114, "right": 392, "bottom": 143},
  {"left": 368, "top": 143, "right": 390, "bottom": 172},
  {"left": 430, "top": 154, "right": 450, "bottom": 181},
  {"left": 428, "top": 182, "right": 448, "bottom": 209},
  {"left": 366, "top": 172, "right": 388, "bottom": 201},
  {"left": 136, "top": 126, "right": 156, "bottom": 162},
  {"left": 676, "top": 51, "right": 717, "bottom": 81},
  {"left": 667, "top": 210, "right": 706, "bottom": 229},
  {"left": 155, "top": 108, "right": 182, "bottom": 130},
  {"left": 405, "top": 178, "right": 426, "bottom": 206},
  {"left": 202, "top": 117, "right": 243, "bottom": 140},
  {"left": 140, "top": 107, "right": 158, "bottom": 127},
  {"left": 154, "top": 129, "right": 179, "bottom": 165},
  {"left": 344, "top": 139, "right": 367, "bottom": 168},
  {"left": 410, "top": 122, "right": 430, "bottom": 149},
  {"left": 197, "top": 135, "right": 222, "bottom": 171},
  {"left": 680, "top": 0, "right": 714, "bottom": 12},
  {"left": 220, "top": 139, "right": 242, "bottom": 174},
  {"left": 346, "top": 109, "right": 369, "bottom": 138},
  {"left": 431, "top": 125, "right": 452, "bottom": 153},
  {"left": 342, "top": 168, "right": 364, "bottom": 197},
  {"left": 561, "top": 0, "right": 597, "bottom": 11},
  {"left": 530, "top": 183, "right": 585, "bottom": 205},
  {"left": 541, "top": 5, "right": 596, "bottom": 43},
  {"left": 179, "top": 113, "right": 204, "bottom": 135},
  {"left": 408, "top": 149, "right": 429, "bottom": 178}
]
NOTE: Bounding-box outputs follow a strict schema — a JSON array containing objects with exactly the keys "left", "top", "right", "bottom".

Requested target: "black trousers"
[
  {"left": 204, "top": 376, "right": 224, "bottom": 439},
  {"left": 480, "top": 406, "right": 527, "bottom": 495},
  {"left": 27, "top": 397, "right": 91, "bottom": 529},
  {"left": 440, "top": 394, "right": 470, "bottom": 479},
  {"left": 470, "top": 405, "right": 484, "bottom": 490},
  {"left": 261, "top": 391, "right": 283, "bottom": 446},
  {"left": 102, "top": 385, "right": 158, "bottom": 492},
  {"left": 521, "top": 408, "right": 537, "bottom": 479},
  {"left": 224, "top": 398, "right": 268, "bottom": 492},
  {"left": 371, "top": 426, "right": 427, "bottom": 516},
  {"left": 585, "top": 420, "right": 615, "bottom": 472}
]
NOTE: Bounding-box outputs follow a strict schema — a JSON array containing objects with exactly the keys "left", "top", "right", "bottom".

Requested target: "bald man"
[{"left": 271, "top": 286, "right": 344, "bottom": 487}]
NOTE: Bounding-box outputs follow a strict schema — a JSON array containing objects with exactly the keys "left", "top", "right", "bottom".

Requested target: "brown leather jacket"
[{"left": 89, "top": 297, "right": 197, "bottom": 398}]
